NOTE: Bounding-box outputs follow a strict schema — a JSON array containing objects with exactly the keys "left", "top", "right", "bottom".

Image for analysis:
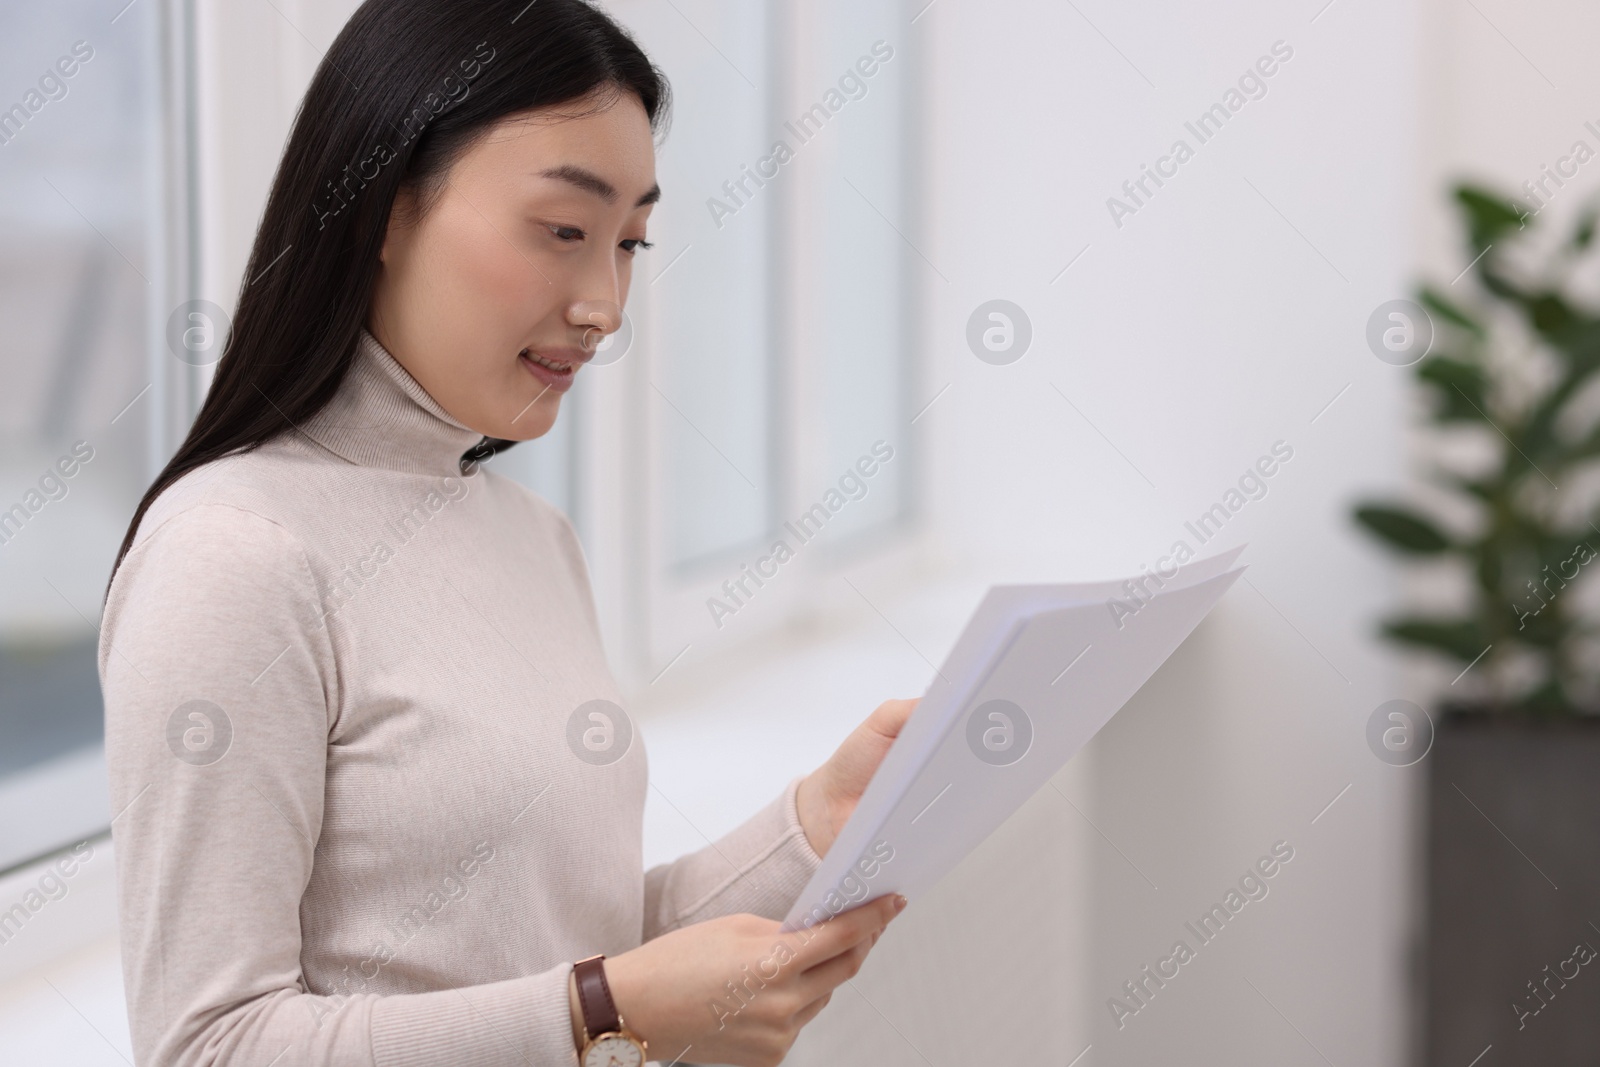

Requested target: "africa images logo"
[
  {"left": 1107, "top": 840, "right": 1295, "bottom": 1029},
  {"left": 1105, "top": 40, "right": 1294, "bottom": 230},
  {"left": 312, "top": 41, "right": 498, "bottom": 230},
  {"left": 706, "top": 441, "right": 895, "bottom": 628},
  {"left": 165, "top": 700, "right": 233, "bottom": 766},
  {"left": 566, "top": 699, "right": 633, "bottom": 767}
]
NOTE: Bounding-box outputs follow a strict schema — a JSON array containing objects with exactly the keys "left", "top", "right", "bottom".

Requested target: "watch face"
[{"left": 581, "top": 1032, "right": 645, "bottom": 1067}]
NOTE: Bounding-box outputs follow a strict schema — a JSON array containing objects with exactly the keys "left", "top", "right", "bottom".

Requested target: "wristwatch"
[{"left": 573, "top": 953, "right": 648, "bottom": 1066}]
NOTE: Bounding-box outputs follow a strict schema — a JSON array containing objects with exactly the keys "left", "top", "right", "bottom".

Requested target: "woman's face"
[{"left": 368, "top": 89, "right": 658, "bottom": 441}]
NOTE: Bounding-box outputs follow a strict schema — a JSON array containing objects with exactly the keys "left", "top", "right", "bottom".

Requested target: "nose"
[{"left": 570, "top": 299, "right": 622, "bottom": 352}]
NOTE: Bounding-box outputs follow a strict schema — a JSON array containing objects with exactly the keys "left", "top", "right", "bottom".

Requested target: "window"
[
  {"left": 0, "top": 3, "right": 922, "bottom": 871},
  {"left": 803, "top": 0, "right": 915, "bottom": 543},
  {"left": 588, "top": 0, "right": 922, "bottom": 683},
  {"left": 0, "top": 0, "right": 190, "bottom": 873}
]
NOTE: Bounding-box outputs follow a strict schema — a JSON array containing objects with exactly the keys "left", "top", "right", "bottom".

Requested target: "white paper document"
[{"left": 780, "top": 547, "right": 1247, "bottom": 933}]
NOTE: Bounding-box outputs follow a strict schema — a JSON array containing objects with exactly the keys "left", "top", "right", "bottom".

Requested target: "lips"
[{"left": 518, "top": 347, "right": 584, "bottom": 393}]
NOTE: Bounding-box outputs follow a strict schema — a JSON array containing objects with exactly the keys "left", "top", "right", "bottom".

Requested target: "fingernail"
[{"left": 894, "top": 894, "right": 907, "bottom": 911}]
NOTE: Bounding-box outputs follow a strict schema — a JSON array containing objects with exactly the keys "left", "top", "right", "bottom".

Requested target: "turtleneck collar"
[{"left": 300, "top": 328, "right": 488, "bottom": 477}]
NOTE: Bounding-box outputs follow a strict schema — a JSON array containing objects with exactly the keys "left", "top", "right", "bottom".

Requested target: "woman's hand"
[
  {"left": 592, "top": 894, "right": 907, "bottom": 1067},
  {"left": 795, "top": 698, "right": 917, "bottom": 857}
]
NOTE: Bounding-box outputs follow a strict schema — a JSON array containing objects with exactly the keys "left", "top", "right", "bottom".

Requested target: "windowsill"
[
  {"left": 633, "top": 561, "right": 993, "bottom": 869},
  {"left": 0, "top": 831, "right": 128, "bottom": 1058},
  {"left": 0, "top": 745, "right": 111, "bottom": 876},
  {"left": 0, "top": 832, "right": 117, "bottom": 986}
]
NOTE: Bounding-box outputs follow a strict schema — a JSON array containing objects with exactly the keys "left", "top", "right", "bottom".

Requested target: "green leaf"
[
  {"left": 1454, "top": 185, "right": 1529, "bottom": 248},
  {"left": 1419, "top": 286, "right": 1485, "bottom": 338},
  {"left": 1524, "top": 292, "right": 1579, "bottom": 338},
  {"left": 1565, "top": 422, "right": 1600, "bottom": 462},
  {"left": 1512, "top": 609, "right": 1564, "bottom": 649},
  {"left": 1416, "top": 357, "right": 1489, "bottom": 421},
  {"left": 1553, "top": 320, "right": 1600, "bottom": 362},
  {"left": 1433, "top": 471, "right": 1493, "bottom": 503},
  {"left": 1515, "top": 295, "right": 1600, "bottom": 368},
  {"left": 1354, "top": 505, "right": 1454, "bottom": 553},
  {"left": 1521, "top": 351, "right": 1600, "bottom": 458},
  {"left": 1380, "top": 617, "right": 1489, "bottom": 661},
  {"left": 1537, "top": 530, "right": 1600, "bottom": 572},
  {"left": 1572, "top": 206, "right": 1596, "bottom": 249},
  {"left": 1476, "top": 263, "right": 1525, "bottom": 304}
]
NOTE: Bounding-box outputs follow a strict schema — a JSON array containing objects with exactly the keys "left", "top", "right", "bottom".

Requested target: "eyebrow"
[{"left": 539, "top": 164, "right": 660, "bottom": 208}]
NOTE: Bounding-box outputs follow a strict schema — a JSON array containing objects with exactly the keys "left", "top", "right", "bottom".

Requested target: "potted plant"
[{"left": 1353, "top": 182, "right": 1600, "bottom": 1065}]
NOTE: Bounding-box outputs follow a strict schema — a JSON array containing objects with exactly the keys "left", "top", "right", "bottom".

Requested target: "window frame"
[
  {"left": 0, "top": 0, "right": 200, "bottom": 877},
  {"left": 577, "top": 0, "right": 933, "bottom": 689}
]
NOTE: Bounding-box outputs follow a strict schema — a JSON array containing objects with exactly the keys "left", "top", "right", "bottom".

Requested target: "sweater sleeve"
[
  {"left": 101, "top": 503, "right": 581, "bottom": 1067},
  {"left": 641, "top": 774, "right": 825, "bottom": 939}
]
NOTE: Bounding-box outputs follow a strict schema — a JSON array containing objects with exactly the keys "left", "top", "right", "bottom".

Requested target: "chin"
[{"left": 500, "top": 403, "right": 560, "bottom": 442}]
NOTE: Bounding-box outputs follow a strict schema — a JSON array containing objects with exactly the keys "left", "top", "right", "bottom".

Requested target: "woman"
[{"left": 99, "top": 2, "right": 911, "bottom": 1064}]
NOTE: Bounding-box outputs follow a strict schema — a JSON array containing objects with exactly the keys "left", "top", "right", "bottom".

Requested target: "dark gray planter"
[{"left": 1426, "top": 712, "right": 1600, "bottom": 1065}]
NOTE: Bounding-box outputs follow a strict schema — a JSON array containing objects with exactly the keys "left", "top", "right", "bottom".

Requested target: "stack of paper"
[{"left": 781, "top": 546, "right": 1246, "bottom": 933}]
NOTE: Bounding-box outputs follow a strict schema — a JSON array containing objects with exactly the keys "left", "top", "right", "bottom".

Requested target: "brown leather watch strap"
[{"left": 573, "top": 954, "right": 622, "bottom": 1040}]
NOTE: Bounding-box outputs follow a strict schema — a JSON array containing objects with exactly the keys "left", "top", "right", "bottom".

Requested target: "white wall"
[{"left": 911, "top": 0, "right": 1418, "bottom": 1063}]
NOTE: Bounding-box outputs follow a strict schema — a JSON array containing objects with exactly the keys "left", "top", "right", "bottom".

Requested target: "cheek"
[
  {"left": 384, "top": 199, "right": 572, "bottom": 437},
  {"left": 426, "top": 202, "right": 560, "bottom": 342}
]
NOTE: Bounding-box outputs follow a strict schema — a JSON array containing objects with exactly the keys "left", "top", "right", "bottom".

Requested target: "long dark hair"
[{"left": 105, "top": 0, "right": 670, "bottom": 599}]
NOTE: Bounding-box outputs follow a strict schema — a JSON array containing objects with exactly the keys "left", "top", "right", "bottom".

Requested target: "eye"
[
  {"left": 620, "top": 238, "right": 653, "bottom": 254},
  {"left": 548, "top": 225, "right": 584, "bottom": 242}
]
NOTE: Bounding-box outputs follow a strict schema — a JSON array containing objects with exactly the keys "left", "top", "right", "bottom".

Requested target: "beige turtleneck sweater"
[{"left": 99, "top": 328, "right": 823, "bottom": 1066}]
